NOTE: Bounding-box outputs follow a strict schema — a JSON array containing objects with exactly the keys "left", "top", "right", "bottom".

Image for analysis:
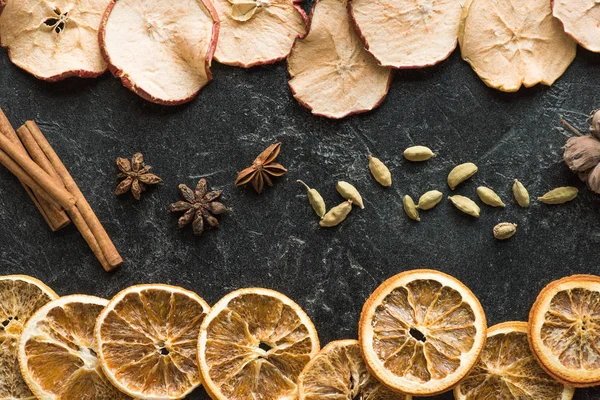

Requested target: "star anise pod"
[
  {"left": 115, "top": 153, "right": 162, "bottom": 200},
  {"left": 235, "top": 142, "right": 288, "bottom": 193},
  {"left": 168, "top": 179, "right": 227, "bottom": 236}
]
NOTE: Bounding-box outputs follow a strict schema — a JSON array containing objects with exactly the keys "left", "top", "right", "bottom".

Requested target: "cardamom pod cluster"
[{"left": 563, "top": 110, "right": 600, "bottom": 194}]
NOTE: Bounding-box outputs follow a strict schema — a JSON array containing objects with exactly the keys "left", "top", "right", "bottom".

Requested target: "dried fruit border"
[
  {"left": 1, "top": 0, "right": 597, "bottom": 117},
  {"left": 2, "top": 269, "right": 596, "bottom": 399}
]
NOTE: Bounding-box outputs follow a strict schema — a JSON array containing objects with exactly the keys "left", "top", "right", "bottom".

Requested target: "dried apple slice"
[
  {"left": 459, "top": 0, "right": 576, "bottom": 92},
  {"left": 99, "top": 0, "right": 219, "bottom": 105},
  {"left": 0, "top": 0, "right": 109, "bottom": 81},
  {"left": 287, "top": 0, "right": 392, "bottom": 119},
  {"left": 553, "top": 0, "right": 600, "bottom": 52},
  {"left": 349, "top": 0, "right": 465, "bottom": 68},
  {"left": 213, "top": 0, "right": 307, "bottom": 67}
]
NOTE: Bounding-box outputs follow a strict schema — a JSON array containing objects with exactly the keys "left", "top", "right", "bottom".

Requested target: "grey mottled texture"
[{"left": 1, "top": 16, "right": 600, "bottom": 400}]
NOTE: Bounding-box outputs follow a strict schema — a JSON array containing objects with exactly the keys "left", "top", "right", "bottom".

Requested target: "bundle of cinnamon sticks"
[{"left": 0, "top": 109, "right": 122, "bottom": 271}]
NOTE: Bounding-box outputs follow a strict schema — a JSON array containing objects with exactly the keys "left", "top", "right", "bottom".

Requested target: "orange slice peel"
[
  {"left": 198, "top": 287, "right": 320, "bottom": 400},
  {"left": 0, "top": 275, "right": 58, "bottom": 400},
  {"left": 18, "top": 294, "right": 131, "bottom": 399},
  {"left": 359, "top": 269, "right": 487, "bottom": 396},
  {"left": 455, "top": 321, "right": 574, "bottom": 399},
  {"left": 529, "top": 274, "right": 600, "bottom": 387},
  {"left": 94, "top": 284, "right": 210, "bottom": 399}
]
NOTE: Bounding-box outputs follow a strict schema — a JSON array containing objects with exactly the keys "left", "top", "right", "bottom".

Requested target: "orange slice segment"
[
  {"left": 359, "top": 269, "right": 487, "bottom": 396},
  {"left": 18, "top": 294, "right": 130, "bottom": 399},
  {"left": 198, "top": 288, "right": 320, "bottom": 400},
  {"left": 455, "top": 321, "right": 574, "bottom": 400},
  {"left": 529, "top": 274, "right": 600, "bottom": 387},
  {"left": 298, "top": 339, "right": 411, "bottom": 400},
  {"left": 94, "top": 284, "right": 210, "bottom": 399},
  {"left": 0, "top": 275, "right": 57, "bottom": 400}
]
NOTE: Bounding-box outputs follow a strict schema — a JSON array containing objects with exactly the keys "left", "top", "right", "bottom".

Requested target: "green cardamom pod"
[
  {"left": 449, "top": 195, "right": 480, "bottom": 217},
  {"left": 336, "top": 181, "right": 364, "bottom": 209},
  {"left": 368, "top": 155, "right": 392, "bottom": 187},
  {"left": 512, "top": 179, "right": 530, "bottom": 208},
  {"left": 403, "top": 195, "right": 420, "bottom": 221},
  {"left": 448, "top": 163, "right": 478, "bottom": 190},
  {"left": 297, "top": 180, "right": 326, "bottom": 218},
  {"left": 477, "top": 186, "right": 505, "bottom": 207},
  {"left": 538, "top": 187, "right": 578, "bottom": 204},
  {"left": 320, "top": 200, "right": 353, "bottom": 227},
  {"left": 404, "top": 146, "right": 435, "bottom": 162},
  {"left": 493, "top": 222, "right": 517, "bottom": 240},
  {"left": 417, "top": 190, "right": 443, "bottom": 210}
]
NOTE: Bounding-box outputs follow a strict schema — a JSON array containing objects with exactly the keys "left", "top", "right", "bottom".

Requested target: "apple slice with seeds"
[
  {"left": 287, "top": 0, "right": 392, "bottom": 119},
  {"left": 0, "top": 0, "right": 109, "bottom": 81},
  {"left": 99, "top": 0, "right": 219, "bottom": 105},
  {"left": 349, "top": 0, "right": 466, "bottom": 69},
  {"left": 213, "top": 0, "right": 307, "bottom": 67}
]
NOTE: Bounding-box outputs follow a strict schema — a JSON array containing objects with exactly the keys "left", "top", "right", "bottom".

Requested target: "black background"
[{"left": 2, "top": 5, "right": 600, "bottom": 399}]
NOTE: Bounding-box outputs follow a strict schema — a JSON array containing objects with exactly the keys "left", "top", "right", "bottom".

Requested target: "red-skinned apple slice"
[
  {"left": 0, "top": 0, "right": 109, "bottom": 81},
  {"left": 287, "top": 0, "right": 392, "bottom": 119},
  {"left": 99, "top": 0, "right": 219, "bottom": 105},
  {"left": 349, "top": 0, "right": 465, "bottom": 68},
  {"left": 553, "top": 0, "right": 600, "bottom": 52},
  {"left": 459, "top": 0, "right": 576, "bottom": 92},
  {"left": 213, "top": 0, "right": 307, "bottom": 67}
]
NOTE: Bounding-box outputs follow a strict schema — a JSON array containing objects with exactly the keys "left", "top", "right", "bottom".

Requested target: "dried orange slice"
[
  {"left": 298, "top": 339, "right": 411, "bottom": 400},
  {"left": 459, "top": 0, "right": 576, "bottom": 92},
  {"left": 0, "top": 275, "right": 57, "bottom": 400},
  {"left": 359, "top": 269, "right": 486, "bottom": 396},
  {"left": 553, "top": 0, "right": 600, "bottom": 53},
  {"left": 0, "top": 0, "right": 109, "bottom": 81},
  {"left": 529, "top": 274, "right": 600, "bottom": 387},
  {"left": 18, "top": 294, "right": 131, "bottom": 399},
  {"left": 455, "top": 321, "right": 574, "bottom": 400},
  {"left": 198, "top": 287, "right": 320, "bottom": 400},
  {"left": 94, "top": 284, "right": 210, "bottom": 399},
  {"left": 349, "top": 0, "right": 465, "bottom": 68},
  {"left": 287, "top": 0, "right": 392, "bottom": 119},
  {"left": 213, "top": 0, "right": 307, "bottom": 67}
]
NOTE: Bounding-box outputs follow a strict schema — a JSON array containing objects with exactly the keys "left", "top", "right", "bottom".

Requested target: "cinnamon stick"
[
  {"left": 25, "top": 121, "right": 123, "bottom": 270},
  {"left": 17, "top": 124, "right": 111, "bottom": 271},
  {"left": 0, "top": 130, "right": 75, "bottom": 211},
  {"left": 0, "top": 111, "right": 69, "bottom": 231}
]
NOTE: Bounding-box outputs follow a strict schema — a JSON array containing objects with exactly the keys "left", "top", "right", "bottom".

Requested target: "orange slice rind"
[
  {"left": 529, "top": 274, "right": 600, "bottom": 387},
  {"left": 459, "top": 0, "right": 576, "bottom": 92},
  {"left": 359, "top": 269, "right": 487, "bottom": 396},
  {"left": 18, "top": 294, "right": 131, "bottom": 399},
  {"left": 0, "top": 275, "right": 58, "bottom": 400},
  {"left": 95, "top": 284, "right": 210, "bottom": 399},
  {"left": 298, "top": 339, "right": 411, "bottom": 400},
  {"left": 455, "top": 321, "right": 574, "bottom": 400},
  {"left": 198, "top": 287, "right": 320, "bottom": 400}
]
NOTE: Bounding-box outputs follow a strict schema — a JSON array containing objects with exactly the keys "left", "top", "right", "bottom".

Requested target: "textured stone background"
[{"left": 2, "top": 15, "right": 600, "bottom": 400}]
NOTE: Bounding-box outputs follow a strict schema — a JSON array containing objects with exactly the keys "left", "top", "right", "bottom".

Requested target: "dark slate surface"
[{"left": 2, "top": 16, "right": 600, "bottom": 400}]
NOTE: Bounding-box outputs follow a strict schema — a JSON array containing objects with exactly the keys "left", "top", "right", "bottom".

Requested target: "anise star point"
[
  {"left": 234, "top": 142, "right": 288, "bottom": 193},
  {"left": 115, "top": 153, "right": 162, "bottom": 200}
]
